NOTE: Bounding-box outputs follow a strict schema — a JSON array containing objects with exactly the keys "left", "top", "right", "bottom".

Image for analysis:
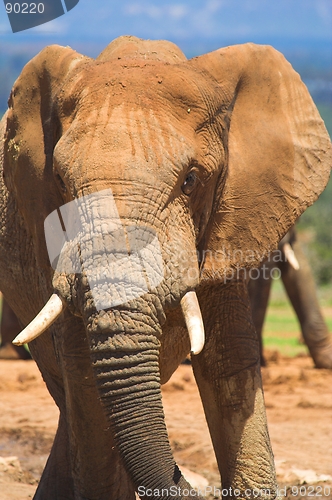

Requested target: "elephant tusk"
[
  {"left": 180, "top": 291, "right": 205, "bottom": 355},
  {"left": 282, "top": 243, "right": 300, "bottom": 270},
  {"left": 12, "top": 293, "right": 65, "bottom": 345}
]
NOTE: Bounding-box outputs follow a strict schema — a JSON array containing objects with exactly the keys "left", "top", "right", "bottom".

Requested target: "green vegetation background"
[{"left": 297, "top": 104, "right": 332, "bottom": 286}]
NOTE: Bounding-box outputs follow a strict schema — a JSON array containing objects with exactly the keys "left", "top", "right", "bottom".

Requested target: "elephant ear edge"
[
  {"left": 3, "top": 45, "right": 90, "bottom": 236},
  {"left": 191, "top": 43, "right": 332, "bottom": 280}
]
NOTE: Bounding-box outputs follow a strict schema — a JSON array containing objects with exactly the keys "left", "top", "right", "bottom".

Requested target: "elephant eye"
[{"left": 182, "top": 171, "right": 197, "bottom": 196}]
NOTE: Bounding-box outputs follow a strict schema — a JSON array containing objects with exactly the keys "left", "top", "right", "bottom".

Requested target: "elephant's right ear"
[
  {"left": 3, "top": 45, "right": 90, "bottom": 234},
  {"left": 191, "top": 44, "right": 331, "bottom": 279}
]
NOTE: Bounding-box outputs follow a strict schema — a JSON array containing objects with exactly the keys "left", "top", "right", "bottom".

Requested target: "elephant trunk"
[
  {"left": 12, "top": 290, "right": 206, "bottom": 497},
  {"left": 87, "top": 313, "right": 202, "bottom": 500}
]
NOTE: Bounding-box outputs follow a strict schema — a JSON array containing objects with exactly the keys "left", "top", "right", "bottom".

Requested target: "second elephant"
[{"left": 248, "top": 228, "right": 332, "bottom": 369}]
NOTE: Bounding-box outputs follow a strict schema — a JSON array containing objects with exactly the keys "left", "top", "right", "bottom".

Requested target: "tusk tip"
[
  {"left": 12, "top": 337, "right": 25, "bottom": 346},
  {"left": 190, "top": 346, "right": 204, "bottom": 355},
  {"left": 11, "top": 293, "right": 65, "bottom": 346}
]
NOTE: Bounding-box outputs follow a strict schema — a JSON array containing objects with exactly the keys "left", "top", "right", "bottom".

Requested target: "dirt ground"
[{"left": 0, "top": 352, "right": 331, "bottom": 499}]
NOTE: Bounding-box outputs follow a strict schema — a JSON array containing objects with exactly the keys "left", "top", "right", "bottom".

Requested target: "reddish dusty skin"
[{"left": 0, "top": 35, "right": 331, "bottom": 499}]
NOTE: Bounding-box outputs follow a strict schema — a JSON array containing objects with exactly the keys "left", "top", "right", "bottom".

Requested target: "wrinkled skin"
[
  {"left": 248, "top": 227, "right": 332, "bottom": 369},
  {"left": 0, "top": 36, "right": 331, "bottom": 499}
]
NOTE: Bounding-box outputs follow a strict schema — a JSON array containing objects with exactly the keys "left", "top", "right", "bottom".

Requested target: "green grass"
[
  {"left": 263, "top": 306, "right": 307, "bottom": 357},
  {"left": 263, "top": 279, "right": 332, "bottom": 357}
]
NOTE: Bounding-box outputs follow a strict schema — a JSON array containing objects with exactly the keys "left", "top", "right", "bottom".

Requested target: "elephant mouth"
[{"left": 12, "top": 290, "right": 205, "bottom": 354}]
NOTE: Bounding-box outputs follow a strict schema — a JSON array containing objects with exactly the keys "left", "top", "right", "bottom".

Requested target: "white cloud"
[
  {"left": 124, "top": 3, "right": 188, "bottom": 21},
  {"left": 124, "top": 3, "right": 139, "bottom": 15},
  {"left": 206, "top": 0, "right": 226, "bottom": 13},
  {"left": 30, "top": 18, "right": 67, "bottom": 34},
  {"left": 124, "top": 3, "right": 158, "bottom": 17},
  {"left": 168, "top": 5, "right": 188, "bottom": 20},
  {"left": 0, "top": 23, "right": 11, "bottom": 34},
  {"left": 147, "top": 6, "right": 163, "bottom": 19},
  {"left": 316, "top": 0, "right": 332, "bottom": 28}
]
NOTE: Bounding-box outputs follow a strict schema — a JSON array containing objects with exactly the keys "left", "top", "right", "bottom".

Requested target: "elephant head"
[{"left": 1, "top": 36, "right": 331, "bottom": 498}]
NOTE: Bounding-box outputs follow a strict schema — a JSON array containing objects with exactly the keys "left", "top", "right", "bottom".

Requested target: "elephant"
[
  {"left": 248, "top": 227, "right": 332, "bottom": 369},
  {"left": 0, "top": 35, "right": 331, "bottom": 499},
  {"left": 0, "top": 295, "right": 31, "bottom": 359}
]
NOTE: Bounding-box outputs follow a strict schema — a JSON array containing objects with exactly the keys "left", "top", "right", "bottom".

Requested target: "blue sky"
[{"left": 0, "top": 0, "right": 331, "bottom": 60}]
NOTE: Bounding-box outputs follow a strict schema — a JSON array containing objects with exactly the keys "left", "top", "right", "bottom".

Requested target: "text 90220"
[{"left": 5, "top": 3, "right": 45, "bottom": 14}]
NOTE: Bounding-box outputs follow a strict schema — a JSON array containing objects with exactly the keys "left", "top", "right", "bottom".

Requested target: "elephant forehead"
[
  {"left": 55, "top": 102, "right": 196, "bottom": 181},
  {"left": 91, "top": 102, "right": 193, "bottom": 159},
  {"left": 59, "top": 60, "right": 210, "bottom": 126}
]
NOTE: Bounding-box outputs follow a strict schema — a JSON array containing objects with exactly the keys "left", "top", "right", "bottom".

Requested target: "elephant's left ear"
[
  {"left": 3, "top": 45, "right": 90, "bottom": 233},
  {"left": 190, "top": 43, "right": 331, "bottom": 279}
]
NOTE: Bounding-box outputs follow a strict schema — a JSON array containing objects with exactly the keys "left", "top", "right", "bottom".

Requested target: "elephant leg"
[
  {"left": 248, "top": 260, "right": 274, "bottom": 366},
  {"left": 0, "top": 298, "right": 31, "bottom": 359},
  {"left": 280, "top": 241, "right": 332, "bottom": 369},
  {"left": 193, "top": 280, "right": 277, "bottom": 499},
  {"left": 33, "top": 412, "right": 75, "bottom": 500}
]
